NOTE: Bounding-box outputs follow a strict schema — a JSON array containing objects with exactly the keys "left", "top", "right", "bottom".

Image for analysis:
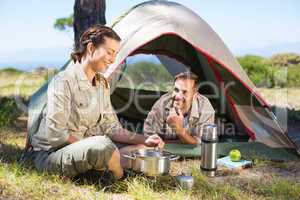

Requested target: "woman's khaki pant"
[{"left": 33, "top": 136, "right": 117, "bottom": 177}]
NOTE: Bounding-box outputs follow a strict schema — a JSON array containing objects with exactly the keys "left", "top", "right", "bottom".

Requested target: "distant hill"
[
  {"left": 236, "top": 42, "right": 300, "bottom": 57},
  {"left": 0, "top": 42, "right": 299, "bottom": 71},
  {"left": 0, "top": 47, "right": 72, "bottom": 71}
]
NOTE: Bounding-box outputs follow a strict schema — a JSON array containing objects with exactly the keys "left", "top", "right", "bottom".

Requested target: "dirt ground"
[{"left": 170, "top": 158, "right": 300, "bottom": 184}]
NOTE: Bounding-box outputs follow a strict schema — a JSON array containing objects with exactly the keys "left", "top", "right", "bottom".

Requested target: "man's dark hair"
[{"left": 174, "top": 71, "right": 199, "bottom": 86}]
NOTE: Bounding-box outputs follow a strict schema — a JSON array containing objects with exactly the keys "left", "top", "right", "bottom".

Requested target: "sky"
[{"left": 0, "top": 0, "right": 299, "bottom": 70}]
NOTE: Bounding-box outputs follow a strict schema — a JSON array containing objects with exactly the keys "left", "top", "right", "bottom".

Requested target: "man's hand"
[
  {"left": 144, "top": 134, "right": 165, "bottom": 149},
  {"left": 166, "top": 107, "right": 184, "bottom": 133}
]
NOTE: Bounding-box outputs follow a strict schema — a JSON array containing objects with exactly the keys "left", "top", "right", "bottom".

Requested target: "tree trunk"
[{"left": 74, "top": 0, "right": 106, "bottom": 49}]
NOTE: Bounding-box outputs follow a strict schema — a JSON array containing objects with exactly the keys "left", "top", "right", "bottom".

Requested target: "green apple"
[{"left": 229, "top": 149, "right": 241, "bottom": 162}]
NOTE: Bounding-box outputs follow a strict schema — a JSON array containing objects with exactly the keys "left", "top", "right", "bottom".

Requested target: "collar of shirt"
[
  {"left": 94, "top": 72, "right": 109, "bottom": 88},
  {"left": 73, "top": 62, "right": 109, "bottom": 90}
]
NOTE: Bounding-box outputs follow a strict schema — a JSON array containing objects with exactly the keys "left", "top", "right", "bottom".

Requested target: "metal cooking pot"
[{"left": 123, "top": 149, "right": 180, "bottom": 176}]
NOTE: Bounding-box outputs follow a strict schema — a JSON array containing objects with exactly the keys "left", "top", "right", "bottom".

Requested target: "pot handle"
[
  {"left": 122, "top": 154, "right": 136, "bottom": 160},
  {"left": 169, "top": 154, "right": 180, "bottom": 161}
]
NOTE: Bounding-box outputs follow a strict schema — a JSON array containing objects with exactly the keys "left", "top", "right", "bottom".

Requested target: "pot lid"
[{"left": 131, "top": 149, "right": 174, "bottom": 158}]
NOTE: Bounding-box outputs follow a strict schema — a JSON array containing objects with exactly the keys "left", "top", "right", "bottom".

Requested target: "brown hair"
[
  {"left": 174, "top": 71, "right": 199, "bottom": 86},
  {"left": 71, "top": 25, "right": 121, "bottom": 63}
]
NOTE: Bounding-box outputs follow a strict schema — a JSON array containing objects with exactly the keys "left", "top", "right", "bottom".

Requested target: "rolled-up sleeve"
[
  {"left": 99, "top": 102, "right": 122, "bottom": 137},
  {"left": 46, "top": 75, "right": 71, "bottom": 148},
  {"left": 143, "top": 101, "right": 164, "bottom": 138}
]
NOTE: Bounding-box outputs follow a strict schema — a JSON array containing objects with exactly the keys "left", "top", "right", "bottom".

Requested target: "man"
[{"left": 143, "top": 71, "right": 215, "bottom": 144}]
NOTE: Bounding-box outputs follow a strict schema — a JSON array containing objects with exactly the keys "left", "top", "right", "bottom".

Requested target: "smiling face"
[
  {"left": 172, "top": 78, "right": 197, "bottom": 113},
  {"left": 88, "top": 37, "right": 120, "bottom": 73}
]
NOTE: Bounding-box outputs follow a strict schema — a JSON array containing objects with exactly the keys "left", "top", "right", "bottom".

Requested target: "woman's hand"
[{"left": 144, "top": 134, "right": 165, "bottom": 149}]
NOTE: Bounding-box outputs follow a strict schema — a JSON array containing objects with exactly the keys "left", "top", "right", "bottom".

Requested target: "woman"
[{"left": 31, "top": 25, "right": 163, "bottom": 179}]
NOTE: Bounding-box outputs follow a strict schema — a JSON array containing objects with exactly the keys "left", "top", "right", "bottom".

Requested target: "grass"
[
  {"left": 1, "top": 128, "right": 300, "bottom": 200},
  {"left": 0, "top": 163, "right": 108, "bottom": 200},
  {"left": 257, "top": 87, "right": 300, "bottom": 109},
  {"left": 0, "top": 67, "right": 54, "bottom": 98},
  {"left": 0, "top": 68, "right": 300, "bottom": 199}
]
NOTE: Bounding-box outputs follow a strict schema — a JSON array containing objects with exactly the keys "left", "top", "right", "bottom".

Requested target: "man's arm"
[
  {"left": 174, "top": 127, "right": 198, "bottom": 145},
  {"left": 143, "top": 101, "right": 165, "bottom": 138},
  {"left": 176, "top": 95, "right": 216, "bottom": 144},
  {"left": 166, "top": 108, "right": 198, "bottom": 145},
  {"left": 176, "top": 109, "right": 215, "bottom": 145}
]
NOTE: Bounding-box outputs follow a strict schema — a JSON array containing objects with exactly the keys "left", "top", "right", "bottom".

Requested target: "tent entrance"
[{"left": 111, "top": 34, "right": 249, "bottom": 141}]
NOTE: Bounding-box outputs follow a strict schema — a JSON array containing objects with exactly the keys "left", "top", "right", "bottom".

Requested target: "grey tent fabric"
[
  {"left": 26, "top": 61, "right": 71, "bottom": 146},
  {"left": 27, "top": 0, "right": 298, "bottom": 154},
  {"left": 107, "top": 1, "right": 255, "bottom": 88},
  {"left": 107, "top": 0, "right": 296, "bottom": 150}
]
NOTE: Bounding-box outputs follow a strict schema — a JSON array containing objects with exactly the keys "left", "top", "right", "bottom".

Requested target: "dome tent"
[
  {"left": 107, "top": 0, "right": 296, "bottom": 150},
  {"left": 26, "top": 0, "right": 298, "bottom": 153}
]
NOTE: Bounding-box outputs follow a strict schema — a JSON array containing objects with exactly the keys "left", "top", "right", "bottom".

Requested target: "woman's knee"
[{"left": 85, "top": 136, "right": 117, "bottom": 168}]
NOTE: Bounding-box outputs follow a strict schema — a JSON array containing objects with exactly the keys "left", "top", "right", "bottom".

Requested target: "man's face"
[{"left": 172, "top": 78, "right": 197, "bottom": 113}]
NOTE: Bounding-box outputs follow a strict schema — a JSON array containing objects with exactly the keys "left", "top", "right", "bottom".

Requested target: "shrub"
[
  {"left": 0, "top": 67, "right": 23, "bottom": 75},
  {"left": 237, "top": 55, "right": 271, "bottom": 87},
  {"left": 287, "top": 65, "right": 300, "bottom": 87},
  {"left": 0, "top": 98, "right": 21, "bottom": 128},
  {"left": 238, "top": 54, "right": 300, "bottom": 88},
  {"left": 268, "top": 53, "right": 300, "bottom": 66},
  {"left": 117, "top": 61, "right": 173, "bottom": 91}
]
